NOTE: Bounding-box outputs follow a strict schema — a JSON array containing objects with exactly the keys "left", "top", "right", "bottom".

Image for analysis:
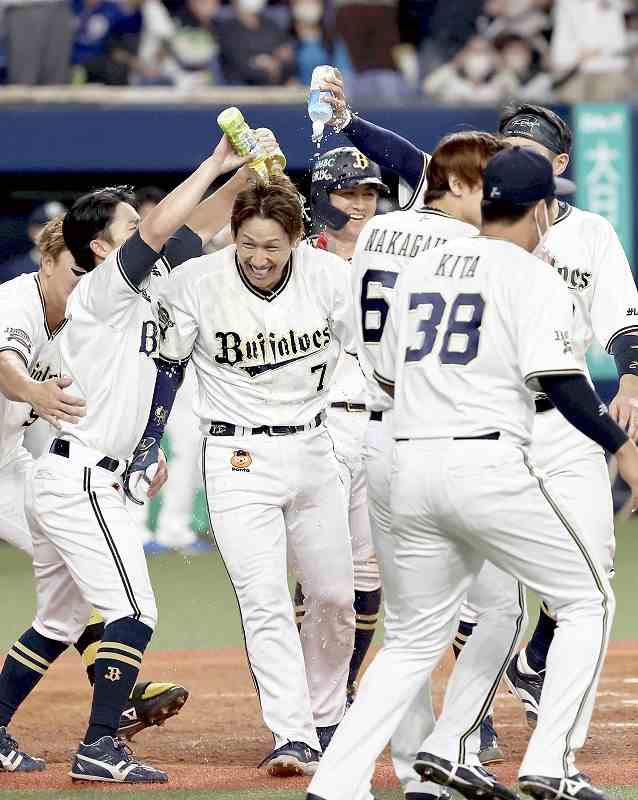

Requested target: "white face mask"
[
  {"left": 533, "top": 202, "right": 552, "bottom": 262},
  {"left": 463, "top": 53, "right": 493, "bottom": 82},
  {"left": 293, "top": 2, "right": 322, "bottom": 24},
  {"left": 238, "top": 0, "right": 266, "bottom": 14}
]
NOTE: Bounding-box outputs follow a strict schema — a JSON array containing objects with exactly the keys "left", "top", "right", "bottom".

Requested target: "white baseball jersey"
[
  {"left": 376, "top": 236, "right": 583, "bottom": 445},
  {"left": 159, "top": 244, "right": 355, "bottom": 429},
  {"left": 54, "top": 229, "right": 204, "bottom": 461},
  {"left": 0, "top": 273, "right": 64, "bottom": 469},
  {"left": 351, "top": 208, "right": 478, "bottom": 410},
  {"left": 544, "top": 202, "right": 638, "bottom": 363}
]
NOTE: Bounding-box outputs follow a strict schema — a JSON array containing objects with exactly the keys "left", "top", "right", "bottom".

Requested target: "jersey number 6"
[{"left": 406, "top": 292, "right": 485, "bottom": 365}]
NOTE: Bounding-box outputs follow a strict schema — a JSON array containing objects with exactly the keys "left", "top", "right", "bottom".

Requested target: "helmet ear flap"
[{"left": 311, "top": 190, "right": 351, "bottom": 231}]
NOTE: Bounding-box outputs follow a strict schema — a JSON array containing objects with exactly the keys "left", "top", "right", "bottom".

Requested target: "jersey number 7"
[{"left": 406, "top": 292, "right": 485, "bottom": 365}]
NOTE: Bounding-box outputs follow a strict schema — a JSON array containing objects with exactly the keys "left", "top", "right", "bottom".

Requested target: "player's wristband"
[
  {"left": 611, "top": 332, "right": 638, "bottom": 377},
  {"left": 538, "top": 373, "right": 629, "bottom": 454}
]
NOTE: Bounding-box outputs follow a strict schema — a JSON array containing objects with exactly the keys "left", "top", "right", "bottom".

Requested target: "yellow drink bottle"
[
  {"left": 254, "top": 128, "right": 286, "bottom": 175},
  {"left": 217, "top": 107, "right": 269, "bottom": 183}
]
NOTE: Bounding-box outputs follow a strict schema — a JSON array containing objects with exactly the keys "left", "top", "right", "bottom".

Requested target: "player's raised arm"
[
  {"left": 137, "top": 134, "right": 251, "bottom": 265},
  {"left": 321, "top": 70, "right": 427, "bottom": 195}
]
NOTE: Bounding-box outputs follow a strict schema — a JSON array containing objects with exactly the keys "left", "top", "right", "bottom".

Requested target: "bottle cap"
[{"left": 312, "top": 120, "right": 324, "bottom": 142}]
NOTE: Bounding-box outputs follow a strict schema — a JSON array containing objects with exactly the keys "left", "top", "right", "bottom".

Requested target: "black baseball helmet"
[{"left": 310, "top": 147, "right": 389, "bottom": 230}]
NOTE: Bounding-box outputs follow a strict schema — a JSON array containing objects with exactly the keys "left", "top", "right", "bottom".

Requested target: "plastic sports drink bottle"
[
  {"left": 254, "top": 128, "right": 286, "bottom": 174},
  {"left": 308, "top": 65, "right": 334, "bottom": 144},
  {"left": 217, "top": 107, "right": 269, "bottom": 183}
]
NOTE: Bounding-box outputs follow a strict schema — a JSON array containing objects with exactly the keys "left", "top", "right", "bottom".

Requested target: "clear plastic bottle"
[
  {"left": 217, "top": 107, "right": 270, "bottom": 183},
  {"left": 254, "top": 128, "right": 286, "bottom": 174},
  {"left": 308, "top": 65, "right": 334, "bottom": 144}
]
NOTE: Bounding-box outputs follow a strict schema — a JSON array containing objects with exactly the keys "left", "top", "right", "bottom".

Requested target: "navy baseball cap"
[
  {"left": 28, "top": 201, "right": 67, "bottom": 227},
  {"left": 483, "top": 147, "right": 575, "bottom": 204}
]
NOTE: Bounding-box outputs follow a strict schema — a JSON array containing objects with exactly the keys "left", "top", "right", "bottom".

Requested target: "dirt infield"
[{"left": 2, "top": 642, "right": 637, "bottom": 791}]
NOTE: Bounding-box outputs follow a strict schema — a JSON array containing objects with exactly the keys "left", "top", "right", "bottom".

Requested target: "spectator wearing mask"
[
  {"left": 216, "top": 0, "right": 295, "bottom": 85},
  {"left": 290, "top": 0, "right": 352, "bottom": 85},
  {"left": 423, "top": 34, "right": 518, "bottom": 104},
  {"left": 551, "top": 0, "right": 629, "bottom": 101},
  {"left": 0, "top": 202, "right": 67, "bottom": 284},
  {"left": 164, "top": 0, "right": 224, "bottom": 87},
  {"left": 3, "top": 0, "right": 73, "bottom": 85}
]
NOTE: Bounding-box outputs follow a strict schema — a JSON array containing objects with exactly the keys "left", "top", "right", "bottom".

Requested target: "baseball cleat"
[
  {"left": 519, "top": 774, "right": 608, "bottom": 800},
  {"left": 258, "top": 741, "right": 321, "bottom": 777},
  {"left": 118, "top": 681, "right": 189, "bottom": 739},
  {"left": 504, "top": 651, "right": 544, "bottom": 729},
  {"left": 478, "top": 714, "right": 504, "bottom": 765},
  {"left": 406, "top": 792, "right": 452, "bottom": 800},
  {"left": 0, "top": 727, "right": 45, "bottom": 772},
  {"left": 70, "top": 735, "right": 168, "bottom": 783},
  {"left": 414, "top": 751, "right": 519, "bottom": 800}
]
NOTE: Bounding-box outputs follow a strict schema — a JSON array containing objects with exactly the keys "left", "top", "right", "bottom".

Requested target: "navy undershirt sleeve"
[{"left": 343, "top": 115, "right": 427, "bottom": 190}]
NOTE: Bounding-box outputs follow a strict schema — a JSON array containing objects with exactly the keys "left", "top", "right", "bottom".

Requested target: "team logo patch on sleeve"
[
  {"left": 4, "top": 327, "right": 32, "bottom": 354},
  {"left": 230, "top": 449, "right": 252, "bottom": 471}
]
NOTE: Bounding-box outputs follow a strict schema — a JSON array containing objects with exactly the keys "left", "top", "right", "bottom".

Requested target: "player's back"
[
  {"left": 379, "top": 235, "right": 581, "bottom": 446},
  {"left": 352, "top": 208, "right": 478, "bottom": 407}
]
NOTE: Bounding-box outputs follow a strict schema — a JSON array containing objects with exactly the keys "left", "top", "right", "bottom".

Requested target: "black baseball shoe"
[
  {"left": 70, "top": 736, "right": 168, "bottom": 783},
  {"left": 415, "top": 751, "right": 519, "bottom": 800},
  {"left": 479, "top": 714, "right": 504, "bottom": 765},
  {"left": 258, "top": 741, "right": 321, "bottom": 777},
  {"left": 519, "top": 774, "right": 608, "bottom": 800},
  {"left": 504, "top": 652, "right": 544, "bottom": 729},
  {"left": 0, "top": 727, "right": 45, "bottom": 772},
  {"left": 118, "top": 681, "right": 189, "bottom": 739}
]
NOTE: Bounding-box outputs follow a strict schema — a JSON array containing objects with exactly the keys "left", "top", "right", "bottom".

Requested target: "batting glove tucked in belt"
[{"left": 124, "top": 437, "right": 162, "bottom": 505}]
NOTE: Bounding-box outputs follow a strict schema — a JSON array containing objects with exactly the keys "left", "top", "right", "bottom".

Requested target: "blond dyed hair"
[{"left": 36, "top": 215, "right": 68, "bottom": 263}]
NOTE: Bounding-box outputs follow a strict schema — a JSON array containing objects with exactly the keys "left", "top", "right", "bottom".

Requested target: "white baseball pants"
[
  {"left": 309, "top": 438, "right": 613, "bottom": 800},
  {"left": 0, "top": 447, "right": 34, "bottom": 556},
  {"left": 25, "top": 444, "right": 158, "bottom": 643},
  {"left": 327, "top": 407, "right": 380, "bottom": 592},
  {"left": 364, "top": 415, "right": 527, "bottom": 794},
  {"left": 201, "top": 425, "right": 354, "bottom": 750}
]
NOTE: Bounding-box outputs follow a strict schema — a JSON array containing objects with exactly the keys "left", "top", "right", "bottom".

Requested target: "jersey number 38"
[{"left": 406, "top": 291, "right": 485, "bottom": 365}]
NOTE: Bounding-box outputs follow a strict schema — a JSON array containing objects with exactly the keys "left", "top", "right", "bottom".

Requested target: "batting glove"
[{"left": 124, "top": 436, "right": 162, "bottom": 505}]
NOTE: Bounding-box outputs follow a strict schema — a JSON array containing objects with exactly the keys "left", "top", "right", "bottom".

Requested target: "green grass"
[{"left": 1, "top": 519, "right": 636, "bottom": 652}]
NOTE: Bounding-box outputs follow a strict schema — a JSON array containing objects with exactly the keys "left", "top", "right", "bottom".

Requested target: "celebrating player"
[
  {"left": 129, "top": 173, "right": 356, "bottom": 777},
  {"left": 0, "top": 135, "right": 249, "bottom": 783},
  {"left": 0, "top": 216, "right": 191, "bottom": 771},
  {"left": 294, "top": 147, "right": 388, "bottom": 710},
  {"left": 308, "top": 146, "right": 638, "bottom": 800},
  {"left": 350, "top": 131, "right": 531, "bottom": 799}
]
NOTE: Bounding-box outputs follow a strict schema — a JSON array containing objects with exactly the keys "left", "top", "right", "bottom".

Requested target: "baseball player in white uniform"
[
  {"left": 350, "top": 131, "right": 528, "bottom": 800},
  {"left": 0, "top": 135, "right": 248, "bottom": 783},
  {"left": 132, "top": 174, "right": 355, "bottom": 777},
  {"left": 0, "top": 217, "right": 191, "bottom": 771},
  {"left": 294, "top": 147, "right": 389, "bottom": 706},
  {"left": 308, "top": 146, "right": 638, "bottom": 800}
]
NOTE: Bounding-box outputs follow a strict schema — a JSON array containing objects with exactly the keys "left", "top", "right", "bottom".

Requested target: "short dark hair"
[
  {"left": 481, "top": 194, "right": 553, "bottom": 225},
  {"left": 135, "top": 186, "right": 166, "bottom": 208},
  {"left": 62, "top": 186, "right": 136, "bottom": 272},
  {"left": 499, "top": 103, "right": 573, "bottom": 155},
  {"left": 424, "top": 131, "right": 507, "bottom": 204},
  {"left": 231, "top": 174, "right": 305, "bottom": 243}
]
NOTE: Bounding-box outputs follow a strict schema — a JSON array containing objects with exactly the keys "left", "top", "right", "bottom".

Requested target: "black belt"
[
  {"left": 50, "top": 438, "right": 120, "bottom": 472},
  {"left": 209, "top": 412, "right": 323, "bottom": 437},
  {"left": 535, "top": 396, "right": 555, "bottom": 413},
  {"left": 330, "top": 402, "right": 368, "bottom": 412},
  {"left": 396, "top": 432, "right": 500, "bottom": 442},
  {"left": 370, "top": 411, "right": 383, "bottom": 422}
]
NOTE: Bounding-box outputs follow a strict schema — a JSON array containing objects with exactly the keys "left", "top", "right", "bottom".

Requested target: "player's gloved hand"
[
  {"left": 320, "top": 68, "right": 352, "bottom": 131},
  {"left": 124, "top": 437, "right": 167, "bottom": 505}
]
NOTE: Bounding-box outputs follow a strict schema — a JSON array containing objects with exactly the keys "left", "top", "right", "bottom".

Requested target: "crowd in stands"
[{"left": 0, "top": 0, "right": 636, "bottom": 102}]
